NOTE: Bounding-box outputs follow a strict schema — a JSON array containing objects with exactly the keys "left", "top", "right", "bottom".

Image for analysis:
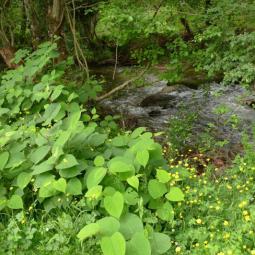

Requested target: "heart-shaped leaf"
[
  {"left": 127, "top": 176, "right": 139, "bottom": 191},
  {"left": 100, "top": 232, "right": 126, "bottom": 255},
  {"left": 126, "top": 232, "right": 151, "bottom": 255},
  {"left": 156, "top": 202, "right": 174, "bottom": 222},
  {"left": 104, "top": 191, "right": 124, "bottom": 219},
  {"left": 17, "top": 172, "right": 32, "bottom": 189},
  {"left": 66, "top": 178, "right": 82, "bottom": 195},
  {"left": 77, "top": 223, "right": 100, "bottom": 241},
  {"left": 136, "top": 150, "right": 149, "bottom": 167},
  {"left": 148, "top": 179, "right": 167, "bottom": 199},
  {"left": 165, "top": 187, "right": 184, "bottom": 201},
  {"left": 8, "top": 195, "right": 23, "bottom": 209},
  {"left": 56, "top": 154, "right": 79, "bottom": 170},
  {"left": 156, "top": 169, "right": 171, "bottom": 183},
  {"left": 94, "top": 156, "right": 105, "bottom": 167},
  {"left": 119, "top": 213, "right": 144, "bottom": 239},
  {"left": 150, "top": 232, "right": 171, "bottom": 254},
  {"left": 86, "top": 167, "right": 107, "bottom": 189},
  {"left": 53, "top": 178, "right": 66, "bottom": 193},
  {"left": 97, "top": 217, "right": 120, "bottom": 236}
]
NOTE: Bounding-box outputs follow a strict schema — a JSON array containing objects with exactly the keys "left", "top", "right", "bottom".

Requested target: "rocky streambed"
[{"left": 99, "top": 72, "right": 255, "bottom": 160}]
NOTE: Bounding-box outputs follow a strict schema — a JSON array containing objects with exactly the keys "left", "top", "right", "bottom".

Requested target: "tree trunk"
[
  {"left": 180, "top": 17, "right": 194, "bottom": 41},
  {"left": 48, "top": 0, "right": 67, "bottom": 61},
  {"left": 0, "top": 46, "right": 18, "bottom": 68},
  {"left": 23, "top": 0, "right": 41, "bottom": 48}
]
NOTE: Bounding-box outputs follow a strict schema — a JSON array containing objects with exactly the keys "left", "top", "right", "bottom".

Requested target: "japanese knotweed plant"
[{"left": 0, "top": 42, "right": 187, "bottom": 255}]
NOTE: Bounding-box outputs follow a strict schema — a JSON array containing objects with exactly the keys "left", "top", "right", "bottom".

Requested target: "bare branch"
[
  {"left": 65, "top": 1, "right": 89, "bottom": 78},
  {"left": 96, "top": 64, "right": 150, "bottom": 101},
  {"left": 112, "top": 43, "right": 118, "bottom": 80}
]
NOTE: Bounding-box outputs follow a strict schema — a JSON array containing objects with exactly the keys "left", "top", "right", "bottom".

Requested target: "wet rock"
[{"left": 100, "top": 74, "right": 255, "bottom": 158}]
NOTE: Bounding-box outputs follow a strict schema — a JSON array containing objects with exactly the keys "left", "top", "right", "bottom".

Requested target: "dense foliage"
[
  {"left": 1, "top": 1, "right": 255, "bottom": 255},
  {"left": 1, "top": 0, "right": 255, "bottom": 86},
  {"left": 0, "top": 42, "right": 186, "bottom": 254}
]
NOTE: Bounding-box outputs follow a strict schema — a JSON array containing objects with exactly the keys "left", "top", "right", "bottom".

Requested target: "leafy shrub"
[{"left": 0, "top": 42, "right": 187, "bottom": 254}]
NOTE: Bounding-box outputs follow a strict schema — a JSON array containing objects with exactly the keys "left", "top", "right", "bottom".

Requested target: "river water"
[{"left": 99, "top": 69, "right": 255, "bottom": 159}]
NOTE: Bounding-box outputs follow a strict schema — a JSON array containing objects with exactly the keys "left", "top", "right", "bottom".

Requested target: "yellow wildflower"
[
  {"left": 196, "top": 218, "right": 202, "bottom": 224},
  {"left": 175, "top": 247, "right": 181, "bottom": 253},
  {"left": 223, "top": 221, "right": 229, "bottom": 226}
]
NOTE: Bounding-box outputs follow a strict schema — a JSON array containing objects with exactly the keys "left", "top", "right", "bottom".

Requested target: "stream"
[{"left": 98, "top": 68, "right": 255, "bottom": 160}]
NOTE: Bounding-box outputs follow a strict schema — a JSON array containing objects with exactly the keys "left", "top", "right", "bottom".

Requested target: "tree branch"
[
  {"left": 96, "top": 64, "right": 150, "bottom": 101},
  {"left": 65, "top": 1, "right": 89, "bottom": 78}
]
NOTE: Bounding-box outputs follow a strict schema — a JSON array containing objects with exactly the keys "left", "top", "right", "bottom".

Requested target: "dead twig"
[
  {"left": 65, "top": 1, "right": 89, "bottom": 78},
  {"left": 96, "top": 64, "right": 150, "bottom": 101},
  {"left": 112, "top": 43, "right": 118, "bottom": 80}
]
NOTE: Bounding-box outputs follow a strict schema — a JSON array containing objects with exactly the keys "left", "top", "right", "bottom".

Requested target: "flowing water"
[{"left": 99, "top": 69, "right": 255, "bottom": 159}]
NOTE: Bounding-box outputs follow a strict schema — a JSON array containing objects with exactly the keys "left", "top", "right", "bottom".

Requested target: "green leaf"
[
  {"left": 126, "top": 232, "right": 151, "bottom": 255},
  {"left": 112, "top": 136, "right": 129, "bottom": 147},
  {"left": 7, "top": 195, "right": 23, "bottom": 209},
  {"left": 109, "top": 160, "right": 135, "bottom": 174},
  {"left": 97, "top": 217, "right": 120, "bottom": 236},
  {"left": 150, "top": 232, "right": 171, "bottom": 255},
  {"left": 32, "top": 161, "right": 53, "bottom": 175},
  {"left": 56, "top": 154, "right": 79, "bottom": 170},
  {"left": 77, "top": 223, "right": 100, "bottom": 241},
  {"left": 59, "top": 166, "right": 80, "bottom": 178},
  {"left": 66, "top": 178, "right": 82, "bottom": 195},
  {"left": 148, "top": 180, "right": 167, "bottom": 199},
  {"left": 39, "top": 182, "right": 58, "bottom": 198},
  {"left": 53, "top": 178, "right": 66, "bottom": 193},
  {"left": 156, "top": 202, "right": 174, "bottom": 222},
  {"left": 156, "top": 169, "right": 171, "bottom": 183},
  {"left": 0, "top": 151, "right": 9, "bottom": 171},
  {"left": 94, "top": 156, "right": 105, "bottom": 167},
  {"left": 131, "top": 127, "right": 146, "bottom": 138},
  {"left": 104, "top": 191, "right": 124, "bottom": 219},
  {"left": 85, "top": 185, "right": 102, "bottom": 200},
  {"left": 119, "top": 213, "right": 144, "bottom": 240},
  {"left": 88, "top": 133, "right": 107, "bottom": 147},
  {"left": 29, "top": 145, "right": 51, "bottom": 164},
  {"left": 136, "top": 150, "right": 149, "bottom": 167},
  {"left": 5, "top": 152, "right": 25, "bottom": 169},
  {"left": 34, "top": 173, "right": 55, "bottom": 188},
  {"left": 86, "top": 167, "right": 107, "bottom": 189},
  {"left": 17, "top": 172, "right": 32, "bottom": 189},
  {"left": 127, "top": 176, "right": 139, "bottom": 191},
  {"left": 0, "top": 108, "right": 10, "bottom": 116},
  {"left": 165, "top": 187, "right": 184, "bottom": 201},
  {"left": 100, "top": 232, "right": 126, "bottom": 255},
  {"left": 42, "top": 103, "right": 61, "bottom": 126},
  {"left": 50, "top": 85, "right": 63, "bottom": 101},
  {"left": 52, "top": 130, "right": 71, "bottom": 154},
  {"left": 124, "top": 188, "right": 139, "bottom": 205},
  {"left": 64, "top": 108, "right": 81, "bottom": 131}
]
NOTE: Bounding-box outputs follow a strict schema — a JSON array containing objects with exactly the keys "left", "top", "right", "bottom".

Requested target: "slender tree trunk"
[
  {"left": 23, "top": 0, "right": 41, "bottom": 48},
  {"left": 180, "top": 17, "right": 194, "bottom": 41},
  {"left": 48, "top": 0, "right": 67, "bottom": 61},
  {"left": 19, "top": 1, "right": 27, "bottom": 44}
]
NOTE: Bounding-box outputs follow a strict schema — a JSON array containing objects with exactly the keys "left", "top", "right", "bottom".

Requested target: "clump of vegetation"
[{"left": 0, "top": 42, "right": 186, "bottom": 255}]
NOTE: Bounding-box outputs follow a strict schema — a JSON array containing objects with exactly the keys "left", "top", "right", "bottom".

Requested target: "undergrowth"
[{"left": 1, "top": 42, "right": 255, "bottom": 255}]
